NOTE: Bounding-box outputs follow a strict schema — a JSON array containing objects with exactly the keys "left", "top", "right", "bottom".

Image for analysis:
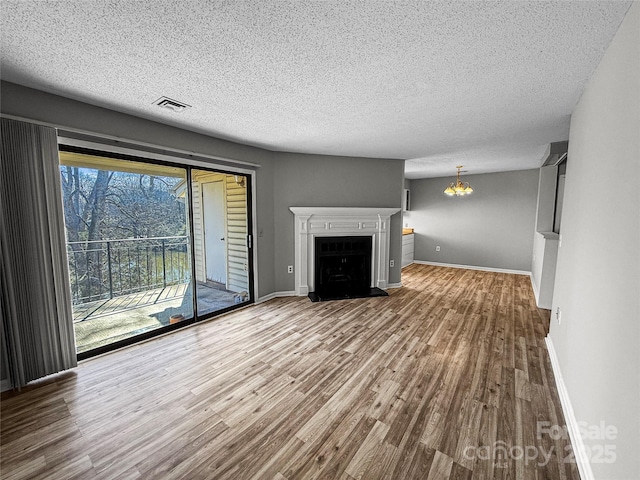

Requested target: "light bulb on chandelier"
[{"left": 444, "top": 165, "right": 474, "bottom": 196}]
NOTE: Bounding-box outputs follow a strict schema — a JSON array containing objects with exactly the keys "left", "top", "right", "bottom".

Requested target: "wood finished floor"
[{"left": 0, "top": 264, "right": 579, "bottom": 480}]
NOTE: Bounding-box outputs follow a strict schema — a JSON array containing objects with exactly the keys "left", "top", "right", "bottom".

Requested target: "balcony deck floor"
[{"left": 72, "top": 282, "right": 239, "bottom": 353}]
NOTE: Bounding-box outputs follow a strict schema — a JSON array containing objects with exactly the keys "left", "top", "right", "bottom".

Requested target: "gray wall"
[
  {"left": 404, "top": 169, "right": 539, "bottom": 271},
  {"left": 273, "top": 152, "right": 405, "bottom": 291},
  {"left": 549, "top": 3, "right": 639, "bottom": 479}
]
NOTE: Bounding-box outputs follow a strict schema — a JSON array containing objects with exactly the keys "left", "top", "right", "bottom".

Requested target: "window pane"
[
  {"left": 191, "top": 170, "right": 250, "bottom": 316},
  {"left": 59, "top": 151, "right": 193, "bottom": 354}
]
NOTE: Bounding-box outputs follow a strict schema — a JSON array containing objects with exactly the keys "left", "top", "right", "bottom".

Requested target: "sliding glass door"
[
  {"left": 58, "top": 147, "right": 253, "bottom": 358},
  {"left": 190, "top": 169, "right": 252, "bottom": 316}
]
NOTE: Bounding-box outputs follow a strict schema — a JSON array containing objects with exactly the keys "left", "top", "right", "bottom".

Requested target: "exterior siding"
[
  {"left": 225, "top": 175, "right": 249, "bottom": 293},
  {"left": 191, "top": 181, "right": 206, "bottom": 282},
  {"left": 191, "top": 171, "right": 249, "bottom": 293}
]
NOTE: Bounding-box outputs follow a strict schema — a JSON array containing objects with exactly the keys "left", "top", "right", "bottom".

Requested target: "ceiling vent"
[{"left": 153, "top": 97, "right": 191, "bottom": 112}]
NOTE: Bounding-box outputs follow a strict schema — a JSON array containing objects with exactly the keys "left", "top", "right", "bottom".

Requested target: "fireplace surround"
[{"left": 289, "top": 207, "right": 401, "bottom": 298}]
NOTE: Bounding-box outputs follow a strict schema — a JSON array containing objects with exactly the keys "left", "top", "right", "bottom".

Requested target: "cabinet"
[{"left": 401, "top": 233, "right": 414, "bottom": 267}]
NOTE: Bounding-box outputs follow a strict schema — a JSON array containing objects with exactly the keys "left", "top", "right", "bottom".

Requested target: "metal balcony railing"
[{"left": 66, "top": 236, "right": 191, "bottom": 305}]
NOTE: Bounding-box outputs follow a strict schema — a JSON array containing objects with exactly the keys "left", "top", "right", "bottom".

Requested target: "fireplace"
[
  {"left": 289, "top": 206, "right": 401, "bottom": 300},
  {"left": 310, "top": 236, "right": 387, "bottom": 301}
]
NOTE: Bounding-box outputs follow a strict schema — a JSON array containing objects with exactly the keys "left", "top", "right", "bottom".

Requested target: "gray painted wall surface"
[
  {"left": 404, "top": 169, "right": 539, "bottom": 271},
  {"left": 549, "top": 3, "right": 639, "bottom": 479},
  {"left": 273, "top": 152, "right": 405, "bottom": 292}
]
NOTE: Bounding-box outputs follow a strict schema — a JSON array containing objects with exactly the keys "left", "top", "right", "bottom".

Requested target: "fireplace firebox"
[{"left": 309, "top": 236, "right": 388, "bottom": 302}]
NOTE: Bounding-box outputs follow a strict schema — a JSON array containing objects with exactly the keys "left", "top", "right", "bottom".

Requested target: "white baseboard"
[
  {"left": 257, "top": 291, "right": 296, "bottom": 303},
  {"left": 413, "top": 260, "right": 531, "bottom": 276},
  {"left": 257, "top": 284, "right": 403, "bottom": 301},
  {"left": 531, "top": 274, "right": 555, "bottom": 310},
  {"left": 530, "top": 273, "right": 541, "bottom": 304},
  {"left": 545, "top": 336, "right": 593, "bottom": 480}
]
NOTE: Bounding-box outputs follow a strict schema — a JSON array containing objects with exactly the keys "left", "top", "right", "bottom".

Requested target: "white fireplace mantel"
[{"left": 289, "top": 206, "right": 401, "bottom": 296}]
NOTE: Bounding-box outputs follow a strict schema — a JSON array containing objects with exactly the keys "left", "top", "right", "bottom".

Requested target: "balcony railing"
[{"left": 66, "top": 236, "right": 190, "bottom": 305}]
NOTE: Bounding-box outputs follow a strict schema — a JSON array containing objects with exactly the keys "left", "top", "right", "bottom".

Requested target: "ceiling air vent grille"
[{"left": 153, "top": 97, "right": 191, "bottom": 112}]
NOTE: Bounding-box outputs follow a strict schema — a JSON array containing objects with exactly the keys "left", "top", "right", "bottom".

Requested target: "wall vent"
[{"left": 153, "top": 97, "right": 191, "bottom": 112}]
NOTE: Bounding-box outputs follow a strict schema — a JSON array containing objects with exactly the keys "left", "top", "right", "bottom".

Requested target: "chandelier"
[{"left": 444, "top": 165, "right": 473, "bottom": 196}]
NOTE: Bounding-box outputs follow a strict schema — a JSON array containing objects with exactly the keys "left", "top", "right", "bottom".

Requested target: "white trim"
[
  {"left": 259, "top": 283, "right": 402, "bottom": 301},
  {"left": 289, "top": 207, "right": 401, "bottom": 295},
  {"left": 289, "top": 207, "right": 401, "bottom": 217},
  {"left": 545, "top": 336, "right": 594, "bottom": 480},
  {"left": 257, "top": 291, "right": 296, "bottom": 303},
  {"left": 530, "top": 273, "right": 544, "bottom": 308},
  {"left": 1, "top": 379, "right": 12, "bottom": 392},
  {"left": 413, "top": 260, "right": 531, "bottom": 276},
  {"left": 257, "top": 292, "right": 278, "bottom": 303}
]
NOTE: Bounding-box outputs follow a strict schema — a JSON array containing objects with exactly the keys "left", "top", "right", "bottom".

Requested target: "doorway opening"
[{"left": 181, "top": 169, "right": 252, "bottom": 316}]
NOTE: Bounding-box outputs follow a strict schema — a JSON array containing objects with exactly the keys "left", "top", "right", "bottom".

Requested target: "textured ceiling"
[{"left": 0, "top": 1, "right": 632, "bottom": 178}]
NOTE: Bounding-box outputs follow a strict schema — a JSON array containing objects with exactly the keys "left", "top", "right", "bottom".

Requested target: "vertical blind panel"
[{"left": 1, "top": 118, "right": 77, "bottom": 389}]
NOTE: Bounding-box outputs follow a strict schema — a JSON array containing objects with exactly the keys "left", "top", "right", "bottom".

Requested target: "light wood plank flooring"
[{"left": 0, "top": 264, "right": 579, "bottom": 479}]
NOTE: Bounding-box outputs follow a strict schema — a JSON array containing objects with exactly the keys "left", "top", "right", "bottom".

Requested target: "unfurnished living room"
[{"left": 0, "top": 2, "right": 638, "bottom": 480}]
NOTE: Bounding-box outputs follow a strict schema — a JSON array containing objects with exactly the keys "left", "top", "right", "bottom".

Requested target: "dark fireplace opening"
[{"left": 309, "top": 236, "right": 388, "bottom": 302}]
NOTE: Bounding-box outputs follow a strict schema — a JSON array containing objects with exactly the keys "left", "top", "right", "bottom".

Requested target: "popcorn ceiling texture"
[{"left": 0, "top": 1, "right": 632, "bottom": 178}]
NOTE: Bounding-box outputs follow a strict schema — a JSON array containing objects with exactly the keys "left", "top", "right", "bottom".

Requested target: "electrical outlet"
[
  {"left": 436, "top": 246, "right": 441, "bottom": 252},
  {"left": 287, "top": 265, "right": 293, "bottom": 274},
  {"left": 390, "top": 259, "right": 395, "bottom": 268},
  {"left": 556, "top": 307, "right": 562, "bottom": 325}
]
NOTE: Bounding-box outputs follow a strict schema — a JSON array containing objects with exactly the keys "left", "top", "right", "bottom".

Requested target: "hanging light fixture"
[{"left": 444, "top": 165, "right": 474, "bottom": 196}]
